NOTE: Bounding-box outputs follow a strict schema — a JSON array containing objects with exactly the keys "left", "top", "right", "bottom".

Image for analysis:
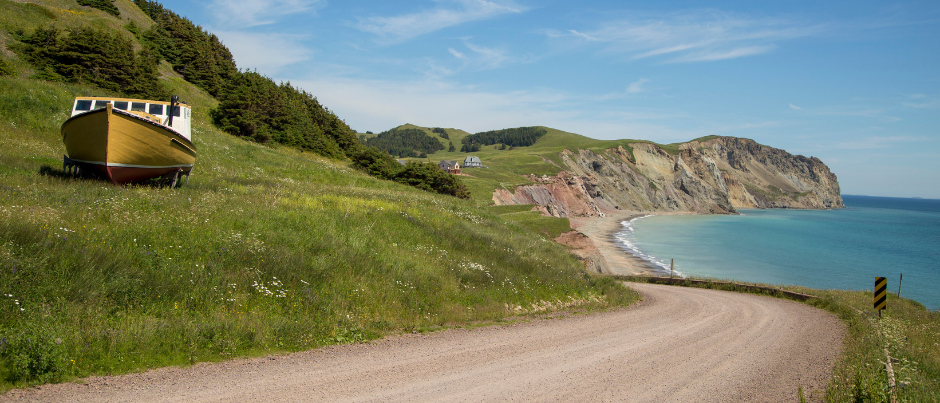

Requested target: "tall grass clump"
[{"left": 0, "top": 75, "right": 638, "bottom": 390}]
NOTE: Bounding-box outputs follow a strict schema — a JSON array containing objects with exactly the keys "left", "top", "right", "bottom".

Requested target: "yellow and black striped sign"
[{"left": 874, "top": 277, "right": 887, "bottom": 310}]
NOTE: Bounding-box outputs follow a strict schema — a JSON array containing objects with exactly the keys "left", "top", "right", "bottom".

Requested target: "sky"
[{"left": 158, "top": 0, "right": 940, "bottom": 199}]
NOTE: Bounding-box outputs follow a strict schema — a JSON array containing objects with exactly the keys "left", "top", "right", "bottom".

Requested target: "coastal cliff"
[{"left": 493, "top": 136, "right": 843, "bottom": 217}]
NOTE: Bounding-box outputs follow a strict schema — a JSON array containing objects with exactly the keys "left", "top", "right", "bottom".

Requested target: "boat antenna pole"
[{"left": 168, "top": 95, "right": 179, "bottom": 127}]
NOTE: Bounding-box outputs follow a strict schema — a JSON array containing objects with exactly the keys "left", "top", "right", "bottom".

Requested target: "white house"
[{"left": 463, "top": 156, "right": 482, "bottom": 167}]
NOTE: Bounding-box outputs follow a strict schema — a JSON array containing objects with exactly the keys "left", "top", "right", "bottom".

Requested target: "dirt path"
[{"left": 2, "top": 283, "right": 844, "bottom": 402}]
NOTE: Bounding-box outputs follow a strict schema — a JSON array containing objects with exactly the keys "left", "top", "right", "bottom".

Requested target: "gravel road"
[{"left": 1, "top": 283, "right": 844, "bottom": 402}]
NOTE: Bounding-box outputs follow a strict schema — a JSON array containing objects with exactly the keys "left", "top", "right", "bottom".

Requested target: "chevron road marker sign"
[{"left": 874, "top": 277, "right": 887, "bottom": 312}]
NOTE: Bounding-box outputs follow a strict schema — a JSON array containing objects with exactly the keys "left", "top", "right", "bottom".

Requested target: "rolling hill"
[{"left": 0, "top": 0, "right": 635, "bottom": 388}]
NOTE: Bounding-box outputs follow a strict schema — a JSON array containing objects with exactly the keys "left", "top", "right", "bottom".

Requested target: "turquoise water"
[{"left": 616, "top": 195, "right": 940, "bottom": 310}]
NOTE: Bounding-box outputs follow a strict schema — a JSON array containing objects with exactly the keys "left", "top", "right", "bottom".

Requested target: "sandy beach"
[{"left": 569, "top": 211, "right": 678, "bottom": 276}]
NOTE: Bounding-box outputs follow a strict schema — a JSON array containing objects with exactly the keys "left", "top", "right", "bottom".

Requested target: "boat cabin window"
[
  {"left": 94, "top": 100, "right": 110, "bottom": 109},
  {"left": 75, "top": 100, "right": 92, "bottom": 111},
  {"left": 170, "top": 106, "right": 181, "bottom": 117},
  {"left": 114, "top": 101, "right": 128, "bottom": 110},
  {"left": 131, "top": 102, "right": 146, "bottom": 112},
  {"left": 149, "top": 104, "right": 164, "bottom": 115}
]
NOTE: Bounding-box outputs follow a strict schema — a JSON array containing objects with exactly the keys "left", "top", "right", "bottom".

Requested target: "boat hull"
[{"left": 61, "top": 103, "right": 196, "bottom": 185}]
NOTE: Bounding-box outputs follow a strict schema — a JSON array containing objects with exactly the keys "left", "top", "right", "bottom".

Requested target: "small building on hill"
[
  {"left": 463, "top": 156, "right": 482, "bottom": 168},
  {"left": 438, "top": 160, "right": 461, "bottom": 174}
]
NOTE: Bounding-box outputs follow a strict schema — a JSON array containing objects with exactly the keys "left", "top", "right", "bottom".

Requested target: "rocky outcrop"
[
  {"left": 492, "top": 137, "right": 843, "bottom": 217},
  {"left": 553, "top": 230, "right": 612, "bottom": 275}
]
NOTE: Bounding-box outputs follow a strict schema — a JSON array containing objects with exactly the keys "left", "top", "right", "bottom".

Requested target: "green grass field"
[{"left": 0, "top": 72, "right": 639, "bottom": 389}]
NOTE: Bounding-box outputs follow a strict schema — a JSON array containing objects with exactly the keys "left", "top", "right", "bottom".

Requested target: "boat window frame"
[
  {"left": 131, "top": 102, "right": 146, "bottom": 112},
  {"left": 74, "top": 100, "right": 92, "bottom": 112},
  {"left": 149, "top": 104, "right": 164, "bottom": 115},
  {"left": 170, "top": 105, "right": 181, "bottom": 117},
  {"left": 114, "top": 101, "right": 129, "bottom": 110},
  {"left": 94, "top": 100, "right": 111, "bottom": 109}
]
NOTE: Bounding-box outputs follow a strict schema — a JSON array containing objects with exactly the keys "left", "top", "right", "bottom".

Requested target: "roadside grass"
[
  {"left": 486, "top": 204, "right": 537, "bottom": 215},
  {"left": 486, "top": 205, "right": 574, "bottom": 240},
  {"left": 0, "top": 74, "right": 640, "bottom": 390},
  {"left": 496, "top": 212, "right": 572, "bottom": 239},
  {"left": 621, "top": 275, "right": 940, "bottom": 402}
]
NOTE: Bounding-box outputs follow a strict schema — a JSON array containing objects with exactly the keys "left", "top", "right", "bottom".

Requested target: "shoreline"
[{"left": 569, "top": 212, "right": 673, "bottom": 276}]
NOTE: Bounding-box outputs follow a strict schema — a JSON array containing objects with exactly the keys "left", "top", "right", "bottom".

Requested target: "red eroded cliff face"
[{"left": 492, "top": 137, "right": 843, "bottom": 217}]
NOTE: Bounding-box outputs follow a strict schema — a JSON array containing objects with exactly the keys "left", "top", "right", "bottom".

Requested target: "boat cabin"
[{"left": 70, "top": 97, "right": 192, "bottom": 141}]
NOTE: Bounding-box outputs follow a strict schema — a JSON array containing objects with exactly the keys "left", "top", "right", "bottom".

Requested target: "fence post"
[{"left": 897, "top": 273, "right": 903, "bottom": 298}]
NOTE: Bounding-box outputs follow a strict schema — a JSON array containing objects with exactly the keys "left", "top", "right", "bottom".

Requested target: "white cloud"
[
  {"left": 557, "top": 10, "right": 823, "bottom": 63},
  {"left": 813, "top": 107, "right": 901, "bottom": 122},
  {"left": 902, "top": 96, "right": 939, "bottom": 109},
  {"left": 670, "top": 45, "right": 776, "bottom": 62},
  {"left": 213, "top": 31, "right": 313, "bottom": 73},
  {"left": 463, "top": 42, "right": 512, "bottom": 69},
  {"left": 626, "top": 78, "right": 649, "bottom": 94},
  {"left": 569, "top": 30, "right": 598, "bottom": 41},
  {"left": 448, "top": 48, "right": 467, "bottom": 59},
  {"left": 834, "top": 136, "right": 930, "bottom": 150},
  {"left": 444, "top": 40, "right": 533, "bottom": 72},
  {"left": 789, "top": 103, "right": 802, "bottom": 110},
  {"left": 353, "top": 0, "right": 523, "bottom": 43},
  {"left": 209, "top": 0, "right": 323, "bottom": 27},
  {"left": 286, "top": 74, "right": 795, "bottom": 144}
]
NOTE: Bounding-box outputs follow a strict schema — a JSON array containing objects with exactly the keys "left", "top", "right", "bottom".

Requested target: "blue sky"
[{"left": 159, "top": 0, "right": 939, "bottom": 198}]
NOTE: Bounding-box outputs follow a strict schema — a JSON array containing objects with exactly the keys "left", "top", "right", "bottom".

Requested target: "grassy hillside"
[{"left": 0, "top": 0, "right": 638, "bottom": 389}]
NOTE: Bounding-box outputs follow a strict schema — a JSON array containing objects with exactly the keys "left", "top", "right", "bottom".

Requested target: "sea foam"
[{"left": 613, "top": 215, "right": 684, "bottom": 277}]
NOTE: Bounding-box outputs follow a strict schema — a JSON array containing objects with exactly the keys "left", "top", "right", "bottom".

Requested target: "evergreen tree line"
[
  {"left": 132, "top": 0, "right": 237, "bottom": 98},
  {"left": 77, "top": 0, "right": 120, "bottom": 16},
  {"left": 349, "top": 148, "right": 470, "bottom": 199},
  {"left": 363, "top": 128, "right": 444, "bottom": 158},
  {"left": 460, "top": 127, "right": 547, "bottom": 152},
  {"left": 432, "top": 127, "right": 449, "bottom": 139},
  {"left": 209, "top": 71, "right": 358, "bottom": 159},
  {"left": 9, "top": 26, "right": 166, "bottom": 99}
]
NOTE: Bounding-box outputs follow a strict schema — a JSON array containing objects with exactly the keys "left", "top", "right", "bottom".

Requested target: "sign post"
[
  {"left": 897, "top": 273, "right": 903, "bottom": 298},
  {"left": 875, "top": 277, "right": 887, "bottom": 318}
]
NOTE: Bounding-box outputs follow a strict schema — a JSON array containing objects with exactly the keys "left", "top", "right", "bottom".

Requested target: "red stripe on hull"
[
  {"left": 83, "top": 164, "right": 192, "bottom": 185},
  {"left": 107, "top": 166, "right": 192, "bottom": 185}
]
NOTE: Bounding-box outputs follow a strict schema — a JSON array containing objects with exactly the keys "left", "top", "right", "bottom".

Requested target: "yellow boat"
[{"left": 61, "top": 96, "right": 197, "bottom": 185}]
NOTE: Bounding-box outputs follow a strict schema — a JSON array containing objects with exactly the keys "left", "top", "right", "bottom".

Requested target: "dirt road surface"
[{"left": 1, "top": 283, "right": 844, "bottom": 402}]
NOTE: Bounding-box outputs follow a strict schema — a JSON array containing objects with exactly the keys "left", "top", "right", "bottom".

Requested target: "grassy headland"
[{"left": 0, "top": 72, "right": 637, "bottom": 389}]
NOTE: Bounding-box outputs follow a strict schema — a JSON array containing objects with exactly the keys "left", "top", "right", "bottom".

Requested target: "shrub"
[
  {"left": 133, "top": 0, "right": 236, "bottom": 97},
  {"left": 364, "top": 128, "right": 444, "bottom": 158},
  {"left": 461, "top": 127, "right": 546, "bottom": 149},
  {"left": 0, "top": 59, "right": 15, "bottom": 77},
  {"left": 210, "top": 71, "right": 356, "bottom": 159},
  {"left": 349, "top": 146, "right": 402, "bottom": 179},
  {"left": 394, "top": 162, "right": 470, "bottom": 199},
  {"left": 0, "top": 323, "right": 67, "bottom": 384},
  {"left": 77, "top": 0, "right": 120, "bottom": 16},
  {"left": 10, "top": 26, "right": 165, "bottom": 99}
]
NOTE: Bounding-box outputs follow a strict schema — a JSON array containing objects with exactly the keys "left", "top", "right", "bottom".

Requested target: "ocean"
[{"left": 615, "top": 195, "right": 940, "bottom": 310}]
